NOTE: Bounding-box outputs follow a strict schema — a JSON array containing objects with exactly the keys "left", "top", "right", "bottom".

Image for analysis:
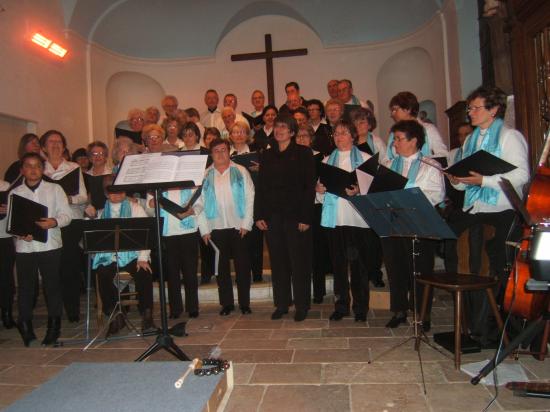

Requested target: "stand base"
[
  {"left": 434, "top": 332, "right": 481, "bottom": 355},
  {"left": 135, "top": 333, "right": 190, "bottom": 362}
]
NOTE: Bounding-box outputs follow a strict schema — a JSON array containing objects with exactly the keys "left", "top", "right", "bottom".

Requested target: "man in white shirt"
[
  {"left": 198, "top": 138, "right": 255, "bottom": 316},
  {"left": 337, "top": 79, "right": 371, "bottom": 110},
  {"left": 10, "top": 153, "right": 72, "bottom": 346},
  {"left": 201, "top": 89, "right": 225, "bottom": 131},
  {"left": 250, "top": 90, "right": 265, "bottom": 118},
  {"left": 223, "top": 93, "right": 248, "bottom": 125}
]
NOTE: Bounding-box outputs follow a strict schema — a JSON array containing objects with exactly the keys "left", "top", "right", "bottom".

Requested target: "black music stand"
[
  {"left": 57, "top": 218, "right": 158, "bottom": 348},
  {"left": 349, "top": 188, "right": 457, "bottom": 393}
]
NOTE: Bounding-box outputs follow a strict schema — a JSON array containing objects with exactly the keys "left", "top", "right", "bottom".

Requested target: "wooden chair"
[
  {"left": 95, "top": 271, "right": 139, "bottom": 327},
  {"left": 417, "top": 272, "right": 509, "bottom": 369}
]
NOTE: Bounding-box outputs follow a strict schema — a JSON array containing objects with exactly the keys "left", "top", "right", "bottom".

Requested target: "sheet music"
[
  {"left": 114, "top": 153, "right": 208, "bottom": 186},
  {"left": 357, "top": 169, "right": 375, "bottom": 195}
]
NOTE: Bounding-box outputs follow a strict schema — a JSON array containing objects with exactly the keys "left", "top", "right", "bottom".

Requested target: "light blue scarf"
[
  {"left": 453, "top": 147, "right": 463, "bottom": 164},
  {"left": 386, "top": 126, "right": 430, "bottom": 161},
  {"left": 203, "top": 166, "right": 245, "bottom": 220},
  {"left": 390, "top": 152, "right": 423, "bottom": 189},
  {"left": 92, "top": 199, "right": 138, "bottom": 269},
  {"left": 365, "top": 132, "right": 376, "bottom": 155},
  {"left": 321, "top": 146, "right": 364, "bottom": 228},
  {"left": 462, "top": 118, "right": 503, "bottom": 208},
  {"left": 159, "top": 189, "right": 196, "bottom": 235}
]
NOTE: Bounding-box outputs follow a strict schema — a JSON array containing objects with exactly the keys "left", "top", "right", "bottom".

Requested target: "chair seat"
[{"left": 417, "top": 272, "right": 498, "bottom": 292}]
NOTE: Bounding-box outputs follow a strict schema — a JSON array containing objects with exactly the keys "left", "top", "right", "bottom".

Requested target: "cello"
[{"left": 503, "top": 128, "right": 550, "bottom": 320}]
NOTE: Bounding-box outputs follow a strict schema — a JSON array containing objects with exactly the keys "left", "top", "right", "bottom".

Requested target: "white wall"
[
  {"left": 0, "top": 0, "right": 88, "bottom": 160},
  {"left": 90, "top": 1, "right": 462, "bottom": 146}
]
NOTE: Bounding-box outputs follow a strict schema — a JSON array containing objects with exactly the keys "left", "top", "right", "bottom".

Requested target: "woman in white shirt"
[
  {"left": 381, "top": 120, "right": 445, "bottom": 331},
  {"left": 40, "top": 130, "right": 87, "bottom": 323},
  {"left": 316, "top": 120, "right": 378, "bottom": 322}
]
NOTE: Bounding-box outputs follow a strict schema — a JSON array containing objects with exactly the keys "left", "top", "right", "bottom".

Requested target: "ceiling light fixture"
[{"left": 31, "top": 32, "right": 68, "bottom": 58}]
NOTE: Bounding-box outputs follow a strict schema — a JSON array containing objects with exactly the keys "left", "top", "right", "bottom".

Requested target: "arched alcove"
[
  {"left": 419, "top": 99, "right": 437, "bottom": 126},
  {"left": 105, "top": 72, "right": 165, "bottom": 146},
  {"left": 376, "top": 47, "right": 436, "bottom": 139}
]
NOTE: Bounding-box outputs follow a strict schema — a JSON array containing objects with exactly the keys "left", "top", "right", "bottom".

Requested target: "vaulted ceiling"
[{"left": 60, "top": 0, "right": 443, "bottom": 59}]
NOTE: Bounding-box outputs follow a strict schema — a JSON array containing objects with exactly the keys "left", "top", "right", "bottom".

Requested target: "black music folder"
[
  {"left": 318, "top": 162, "right": 357, "bottom": 198},
  {"left": 7, "top": 194, "right": 48, "bottom": 242},
  {"left": 43, "top": 168, "right": 80, "bottom": 196},
  {"left": 231, "top": 152, "right": 260, "bottom": 169},
  {"left": 115, "top": 127, "right": 142, "bottom": 145},
  {"left": 445, "top": 150, "right": 516, "bottom": 177},
  {"left": 158, "top": 187, "right": 202, "bottom": 219},
  {"left": 356, "top": 154, "right": 408, "bottom": 194},
  {"left": 242, "top": 112, "right": 264, "bottom": 129},
  {"left": 84, "top": 174, "right": 107, "bottom": 210}
]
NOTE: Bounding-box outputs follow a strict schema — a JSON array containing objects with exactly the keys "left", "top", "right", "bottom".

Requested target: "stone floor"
[{"left": 0, "top": 289, "right": 549, "bottom": 412}]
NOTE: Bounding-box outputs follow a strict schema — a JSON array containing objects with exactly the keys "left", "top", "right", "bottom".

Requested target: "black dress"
[{"left": 312, "top": 123, "right": 334, "bottom": 156}]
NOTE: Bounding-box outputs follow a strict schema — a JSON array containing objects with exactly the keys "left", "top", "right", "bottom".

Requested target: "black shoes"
[
  {"left": 1, "top": 307, "right": 15, "bottom": 329},
  {"left": 200, "top": 276, "right": 211, "bottom": 285},
  {"left": 67, "top": 314, "right": 80, "bottom": 323},
  {"left": 252, "top": 274, "right": 263, "bottom": 283},
  {"left": 271, "top": 309, "right": 288, "bottom": 320},
  {"left": 107, "top": 313, "right": 126, "bottom": 336},
  {"left": 169, "top": 311, "right": 182, "bottom": 319},
  {"left": 188, "top": 311, "right": 199, "bottom": 318},
  {"left": 240, "top": 306, "right": 252, "bottom": 315},
  {"left": 372, "top": 279, "right": 386, "bottom": 288},
  {"left": 42, "top": 317, "right": 61, "bottom": 346},
  {"left": 294, "top": 310, "right": 308, "bottom": 322},
  {"left": 354, "top": 313, "right": 367, "bottom": 322},
  {"left": 385, "top": 314, "right": 407, "bottom": 328},
  {"left": 17, "top": 321, "right": 37, "bottom": 347},
  {"left": 219, "top": 306, "right": 234, "bottom": 316},
  {"left": 141, "top": 309, "right": 158, "bottom": 333},
  {"left": 421, "top": 320, "right": 431, "bottom": 333},
  {"left": 329, "top": 311, "right": 347, "bottom": 321}
]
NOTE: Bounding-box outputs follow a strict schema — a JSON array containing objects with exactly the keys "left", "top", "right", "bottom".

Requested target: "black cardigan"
[{"left": 254, "top": 141, "right": 316, "bottom": 225}]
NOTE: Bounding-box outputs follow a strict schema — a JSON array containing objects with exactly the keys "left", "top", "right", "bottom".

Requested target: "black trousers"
[
  {"left": 312, "top": 204, "right": 331, "bottom": 300},
  {"left": 444, "top": 209, "right": 485, "bottom": 274},
  {"left": 199, "top": 239, "right": 215, "bottom": 281},
  {"left": 381, "top": 237, "right": 436, "bottom": 315},
  {"left": 164, "top": 233, "right": 199, "bottom": 314},
  {"left": 247, "top": 225, "right": 264, "bottom": 278},
  {"left": 211, "top": 229, "right": 251, "bottom": 308},
  {"left": 16, "top": 249, "right": 62, "bottom": 322},
  {"left": 327, "top": 226, "right": 374, "bottom": 316},
  {"left": 265, "top": 214, "right": 312, "bottom": 312},
  {"left": 0, "top": 237, "right": 15, "bottom": 310},
  {"left": 366, "top": 233, "right": 384, "bottom": 282},
  {"left": 60, "top": 222, "right": 83, "bottom": 318},
  {"left": 95, "top": 260, "right": 153, "bottom": 315}
]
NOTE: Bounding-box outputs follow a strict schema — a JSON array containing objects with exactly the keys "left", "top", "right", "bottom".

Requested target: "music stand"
[
  {"left": 111, "top": 151, "right": 209, "bottom": 361},
  {"left": 349, "top": 187, "right": 457, "bottom": 393},
  {"left": 56, "top": 218, "right": 158, "bottom": 348}
]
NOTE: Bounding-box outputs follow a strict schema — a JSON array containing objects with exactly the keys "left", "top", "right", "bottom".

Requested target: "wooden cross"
[{"left": 231, "top": 34, "right": 308, "bottom": 106}]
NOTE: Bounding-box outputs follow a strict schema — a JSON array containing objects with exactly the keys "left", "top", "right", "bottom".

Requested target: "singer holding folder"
[
  {"left": 381, "top": 120, "right": 445, "bottom": 330},
  {"left": 198, "top": 138, "right": 255, "bottom": 316},
  {"left": 9, "top": 153, "right": 73, "bottom": 346},
  {"left": 40, "top": 130, "right": 87, "bottom": 323},
  {"left": 445, "top": 86, "right": 529, "bottom": 343},
  {"left": 316, "top": 120, "right": 377, "bottom": 322}
]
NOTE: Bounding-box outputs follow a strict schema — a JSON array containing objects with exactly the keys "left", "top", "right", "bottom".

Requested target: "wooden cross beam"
[{"left": 231, "top": 34, "right": 308, "bottom": 106}]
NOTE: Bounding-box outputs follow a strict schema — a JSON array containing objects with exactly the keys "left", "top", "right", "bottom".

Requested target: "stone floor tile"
[
  {"left": 45, "top": 348, "right": 145, "bottom": 365},
  {"left": 0, "top": 384, "right": 36, "bottom": 409},
  {"left": 225, "top": 329, "right": 273, "bottom": 340},
  {"left": 293, "top": 349, "right": 372, "bottom": 363},
  {"left": 0, "top": 365, "right": 65, "bottom": 386},
  {"left": 425, "top": 382, "right": 499, "bottom": 412},
  {"left": 322, "top": 327, "right": 391, "bottom": 338},
  {"left": 0, "top": 348, "right": 69, "bottom": 366},
  {"left": 494, "top": 381, "right": 550, "bottom": 411},
  {"left": 224, "top": 384, "right": 266, "bottom": 412},
  {"left": 280, "top": 319, "right": 328, "bottom": 329},
  {"left": 232, "top": 363, "right": 256, "bottom": 384},
  {"left": 286, "top": 337, "right": 348, "bottom": 350},
  {"left": 232, "top": 320, "right": 283, "bottom": 329},
  {"left": 324, "top": 361, "right": 446, "bottom": 384},
  {"left": 250, "top": 363, "right": 322, "bottom": 384},
  {"left": 220, "top": 339, "right": 288, "bottom": 350},
  {"left": 351, "top": 383, "right": 428, "bottom": 412},
  {"left": 220, "top": 349, "right": 293, "bottom": 363},
  {"left": 270, "top": 329, "right": 321, "bottom": 339},
  {"left": 260, "top": 384, "right": 349, "bottom": 412},
  {"left": 519, "top": 357, "right": 550, "bottom": 380}
]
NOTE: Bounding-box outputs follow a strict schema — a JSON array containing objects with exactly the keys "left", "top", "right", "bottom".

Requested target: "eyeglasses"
[
  {"left": 467, "top": 105, "right": 487, "bottom": 112},
  {"left": 393, "top": 136, "right": 409, "bottom": 142},
  {"left": 130, "top": 117, "right": 144, "bottom": 122},
  {"left": 390, "top": 107, "right": 401, "bottom": 113},
  {"left": 90, "top": 152, "right": 105, "bottom": 157},
  {"left": 148, "top": 135, "right": 162, "bottom": 140},
  {"left": 212, "top": 147, "right": 228, "bottom": 154},
  {"left": 334, "top": 131, "right": 351, "bottom": 137}
]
